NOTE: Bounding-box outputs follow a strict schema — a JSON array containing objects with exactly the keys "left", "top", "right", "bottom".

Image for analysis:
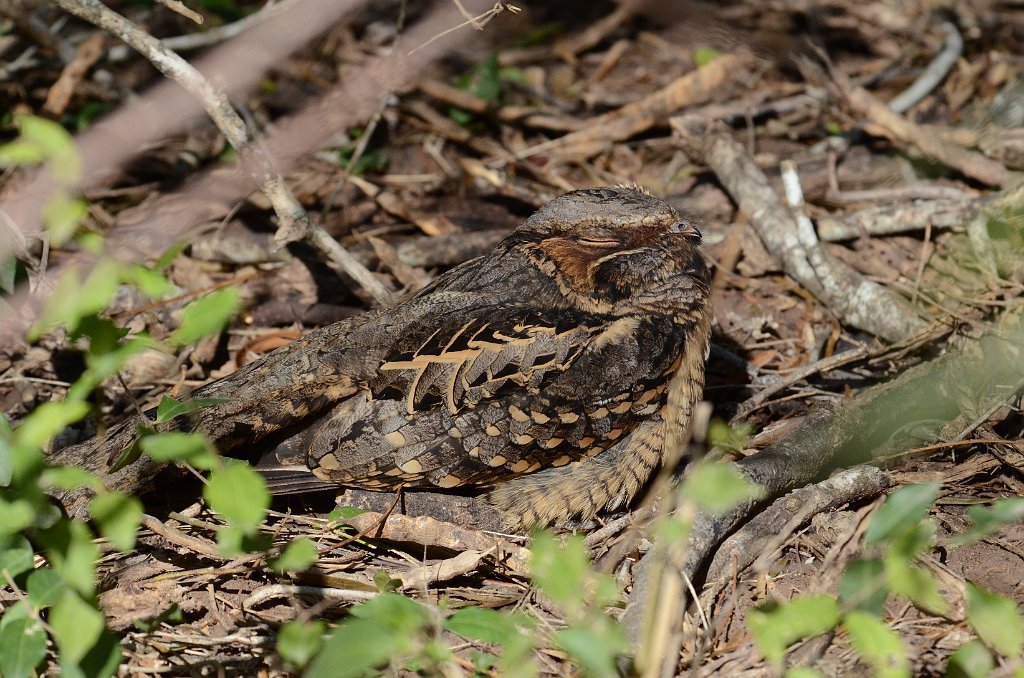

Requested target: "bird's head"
[{"left": 515, "top": 187, "right": 711, "bottom": 317}]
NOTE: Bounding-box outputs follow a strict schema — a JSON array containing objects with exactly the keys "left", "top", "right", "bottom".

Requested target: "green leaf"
[
  {"left": 203, "top": 462, "right": 269, "bottom": 531},
  {"left": 461, "top": 52, "right": 501, "bottom": 101},
  {"left": 154, "top": 396, "right": 229, "bottom": 424},
  {"left": 887, "top": 520, "right": 936, "bottom": 563},
  {"left": 140, "top": 432, "right": 218, "bottom": 470},
  {"left": 0, "top": 140, "right": 46, "bottom": 166},
  {"left": 277, "top": 620, "right": 324, "bottom": 669},
  {"left": 108, "top": 435, "right": 144, "bottom": 474},
  {"left": 747, "top": 595, "right": 842, "bottom": 665},
  {"left": 35, "top": 519, "right": 99, "bottom": 596},
  {"left": 843, "top": 611, "right": 909, "bottom": 678},
  {"left": 693, "top": 46, "right": 722, "bottom": 66},
  {"left": 965, "top": 584, "right": 1024, "bottom": 657},
  {"left": 885, "top": 561, "right": 946, "bottom": 615},
  {"left": 307, "top": 617, "right": 403, "bottom": 678},
  {"left": 122, "top": 264, "right": 174, "bottom": 298},
  {"left": 445, "top": 607, "right": 529, "bottom": 645},
  {"left": 951, "top": 498, "right": 1024, "bottom": 545},
  {"left": 555, "top": 623, "right": 628, "bottom": 678},
  {"left": 49, "top": 590, "right": 103, "bottom": 664},
  {"left": 350, "top": 149, "right": 388, "bottom": 176},
  {"left": 72, "top": 315, "right": 129, "bottom": 357},
  {"left": 681, "top": 461, "right": 760, "bottom": 513},
  {"left": 0, "top": 534, "right": 35, "bottom": 579},
  {"left": 74, "top": 628, "right": 121, "bottom": 678},
  {"left": 328, "top": 505, "right": 367, "bottom": 521},
  {"left": 0, "top": 497, "right": 36, "bottom": 536},
  {"left": 26, "top": 568, "right": 64, "bottom": 609},
  {"left": 838, "top": 558, "right": 888, "bottom": 616},
  {"left": 30, "top": 258, "right": 122, "bottom": 339},
  {"left": 90, "top": 492, "right": 143, "bottom": 551},
  {"left": 17, "top": 114, "right": 80, "bottom": 183},
  {"left": 373, "top": 570, "right": 402, "bottom": 593},
  {"left": 530, "top": 531, "right": 590, "bottom": 617},
  {"left": 0, "top": 615, "right": 47, "bottom": 678},
  {"left": 706, "top": 419, "right": 753, "bottom": 452},
  {"left": 350, "top": 593, "right": 425, "bottom": 631},
  {"left": 0, "top": 256, "right": 18, "bottom": 295},
  {"left": 153, "top": 240, "right": 189, "bottom": 271},
  {"left": 13, "top": 400, "right": 91, "bottom": 450},
  {"left": 866, "top": 483, "right": 941, "bottom": 545},
  {"left": 271, "top": 538, "right": 319, "bottom": 574},
  {"left": 308, "top": 595, "right": 425, "bottom": 678},
  {"left": 78, "top": 336, "right": 156, "bottom": 389},
  {"left": 170, "top": 287, "right": 240, "bottom": 346},
  {"left": 946, "top": 639, "right": 994, "bottom": 678},
  {"left": 43, "top": 193, "right": 88, "bottom": 245},
  {"left": 0, "top": 414, "right": 13, "bottom": 486},
  {"left": 39, "top": 465, "right": 103, "bottom": 492}
]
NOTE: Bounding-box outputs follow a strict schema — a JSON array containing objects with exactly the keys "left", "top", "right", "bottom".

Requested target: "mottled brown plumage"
[{"left": 88, "top": 187, "right": 712, "bottom": 529}]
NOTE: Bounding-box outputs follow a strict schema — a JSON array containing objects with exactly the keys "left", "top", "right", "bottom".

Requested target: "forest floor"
[{"left": 2, "top": 0, "right": 1024, "bottom": 675}]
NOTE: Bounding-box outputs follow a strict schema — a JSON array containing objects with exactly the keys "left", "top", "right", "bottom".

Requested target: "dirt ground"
[{"left": 2, "top": 0, "right": 1024, "bottom": 675}]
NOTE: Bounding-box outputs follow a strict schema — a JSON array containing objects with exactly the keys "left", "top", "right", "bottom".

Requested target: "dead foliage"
[{"left": 2, "top": 0, "right": 1024, "bottom": 675}]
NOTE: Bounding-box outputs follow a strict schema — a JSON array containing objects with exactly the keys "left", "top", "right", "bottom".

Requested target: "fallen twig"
[
  {"left": 673, "top": 116, "right": 926, "bottom": 342},
  {"left": 49, "top": 0, "right": 396, "bottom": 306},
  {"left": 833, "top": 73, "right": 1020, "bottom": 189},
  {"left": 505, "top": 49, "right": 753, "bottom": 163}
]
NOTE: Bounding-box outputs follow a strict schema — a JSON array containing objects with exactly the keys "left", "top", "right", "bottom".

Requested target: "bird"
[{"left": 84, "top": 186, "right": 713, "bottom": 529}]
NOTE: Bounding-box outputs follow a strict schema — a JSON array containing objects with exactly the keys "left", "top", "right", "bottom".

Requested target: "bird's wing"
[
  {"left": 158, "top": 249, "right": 536, "bottom": 451},
  {"left": 290, "top": 307, "right": 687, "bottom": 491}
]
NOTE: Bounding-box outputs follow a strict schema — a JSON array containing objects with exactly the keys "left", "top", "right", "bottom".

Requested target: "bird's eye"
[
  {"left": 669, "top": 220, "right": 701, "bottom": 240},
  {"left": 578, "top": 237, "right": 620, "bottom": 247}
]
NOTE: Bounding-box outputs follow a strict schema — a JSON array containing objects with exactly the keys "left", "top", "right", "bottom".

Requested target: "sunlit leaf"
[
  {"left": 43, "top": 193, "right": 88, "bottom": 245},
  {"left": 0, "top": 497, "right": 36, "bottom": 536},
  {"left": 140, "top": 432, "right": 218, "bottom": 470},
  {"left": 26, "top": 568, "right": 64, "bottom": 609},
  {"left": 866, "top": 483, "right": 941, "bottom": 545},
  {"left": 681, "top": 461, "right": 760, "bottom": 513},
  {"left": 17, "top": 114, "right": 80, "bottom": 184},
  {"left": 308, "top": 594, "right": 425, "bottom": 678},
  {"left": 446, "top": 606, "right": 531, "bottom": 645},
  {"left": 271, "top": 538, "right": 319, "bottom": 573},
  {"left": 946, "top": 639, "right": 994, "bottom": 678},
  {"left": 706, "top": 419, "right": 753, "bottom": 452},
  {"left": 203, "top": 461, "right": 269, "bottom": 531},
  {"left": 35, "top": 519, "right": 99, "bottom": 596},
  {"left": 90, "top": 492, "right": 143, "bottom": 551},
  {"left": 951, "top": 498, "right": 1024, "bottom": 545},
  {"left": 154, "top": 396, "right": 229, "bottom": 424},
  {"left": 277, "top": 620, "right": 324, "bottom": 669},
  {"left": 694, "top": 46, "right": 722, "bottom": 66},
  {"left": 170, "top": 287, "right": 240, "bottom": 346},
  {"left": 0, "top": 615, "right": 47, "bottom": 678},
  {"left": 885, "top": 561, "right": 946, "bottom": 615},
  {"left": 838, "top": 558, "right": 888, "bottom": 616},
  {"left": 0, "top": 534, "right": 35, "bottom": 579},
  {"left": 555, "top": 622, "right": 628, "bottom": 678},
  {"left": 843, "top": 611, "right": 909, "bottom": 678},
  {"left": 49, "top": 591, "right": 103, "bottom": 663},
  {"left": 748, "top": 595, "right": 841, "bottom": 665},
  {"left": 39, "top": 466, "right": 102, "bottom": 492},
  {"left": 966, "top": 584, "right": 1024, "bottom": 657},
  {"left": 530, "top": 531, "right": 590, "bottom": 618},
  {"left": 13, "top": 401, "right": 91, "bottom": 450},
  {"left": 0, "top": 140, "right": 46, "bottom": 166},
  {"left": 30, "top": 258, "right": 122, "bottom": 339}
]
